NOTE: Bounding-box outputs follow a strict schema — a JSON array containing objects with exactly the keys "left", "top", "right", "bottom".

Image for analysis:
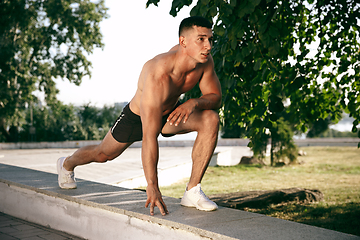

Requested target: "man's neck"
[{"left": 173, "top": 49, "right": 200, "bottom": 75}]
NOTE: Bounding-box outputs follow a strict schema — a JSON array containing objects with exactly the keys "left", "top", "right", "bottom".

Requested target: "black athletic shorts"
[{"left": 110, "top": 103, "right": 180, "bottom": 143}]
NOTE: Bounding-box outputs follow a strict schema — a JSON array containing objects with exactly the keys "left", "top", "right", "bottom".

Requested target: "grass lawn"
[{"left": 159, "top": 146, "right": 360, "bottom": 236}]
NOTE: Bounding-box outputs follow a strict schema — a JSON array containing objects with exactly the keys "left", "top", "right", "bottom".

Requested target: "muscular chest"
[{"left": 170, "top": 70, "right": 203, "bottom": 95}]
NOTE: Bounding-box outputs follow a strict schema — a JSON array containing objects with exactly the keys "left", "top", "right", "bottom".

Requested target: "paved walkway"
[
  {"left": 0, "top": 146, "right": 251, "bottom": 188},
  {"left": 0, "top": 147, "right": 195, "bottom": 188},
  {"left": 0, "top": 212, "right": 84, "bottom": 240}
]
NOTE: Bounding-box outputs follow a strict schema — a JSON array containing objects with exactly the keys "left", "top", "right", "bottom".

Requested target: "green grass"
[{"left": 159, "top": 146, "right": 360, "bottom": 236}]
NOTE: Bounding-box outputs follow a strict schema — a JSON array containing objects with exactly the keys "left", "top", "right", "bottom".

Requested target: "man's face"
[{"left": 182, "top": 26, "right": 213, "bottom": 63}]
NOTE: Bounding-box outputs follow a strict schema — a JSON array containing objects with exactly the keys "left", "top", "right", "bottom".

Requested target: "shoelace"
[
  {"left": 64, "top": 172, "right": 75, "bottom": 183},
  {"left": 195, "top": 186, "right": 210, "bottom": 201}
]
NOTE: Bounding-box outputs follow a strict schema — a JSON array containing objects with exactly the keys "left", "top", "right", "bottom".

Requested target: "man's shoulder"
[
  {"left": 153, "top": 50, "right": 176, "bottom": 63},
  {"left": 144, "top": 51, "right": 176, "bottom": 72}
]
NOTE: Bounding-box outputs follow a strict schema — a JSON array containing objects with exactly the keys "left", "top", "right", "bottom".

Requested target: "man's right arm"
[{"left": 140, "top": 63, "right": 169, "bottom": 216}]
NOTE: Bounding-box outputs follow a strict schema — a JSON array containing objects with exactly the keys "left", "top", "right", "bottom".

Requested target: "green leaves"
[
  {"left": 167, "top": 0, "right": 193, "bottom": 16},
  {"left": 253, "top": 58, "right": 263, "bottom": 71},
  {"left": 269, "top": 96, "right": 285, "bottom": 113},
  {"left": 268, "top": 42, "right": 280, "bottom": 56},
  {"left": 147, "top": 0, "right": 360, "bottom": 159},
  {"left": 214, "top": 24, "right": 225, "bottom": 36},
  {"left": 0, "top": 0, "right": 108, "bottom": 141},
  {"left": 237, "top": 0, "right": 260, "bottom": 19}
]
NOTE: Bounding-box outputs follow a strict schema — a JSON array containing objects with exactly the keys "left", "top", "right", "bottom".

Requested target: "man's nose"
[{"left": 205, "top": 39, "right": 212, "bottom": 50}]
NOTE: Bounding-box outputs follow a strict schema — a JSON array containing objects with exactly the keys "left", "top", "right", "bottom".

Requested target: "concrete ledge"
[
  {"left": 210, "top": 147, "right": 253, "bottom": 166},
  {"left": 115, "top": 160, "right": 192, "bottom": 188},
  {"left": 294, "top": 138, "right": 359, "bottom": 147},
  {"left": 0, "top": 165, "right": 231, "bottom": 240},
  {"left": 1, "top": 164, "right": 359, "bottom": 240},
  {"left": 0, "top": 180, "right": 215, "bottom": 240}
]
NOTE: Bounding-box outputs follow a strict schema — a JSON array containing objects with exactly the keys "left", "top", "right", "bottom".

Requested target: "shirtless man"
[{"left": 57, "top": 16, "right": 222, "bottom": 216}]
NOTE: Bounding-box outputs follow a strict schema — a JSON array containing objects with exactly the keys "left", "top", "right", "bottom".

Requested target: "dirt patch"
[
  {"left": 209, "top": 188, "right": 323, "bottom": 209},
  {"left": 239, "top": 156, "right": 265, "bottom": 165}
]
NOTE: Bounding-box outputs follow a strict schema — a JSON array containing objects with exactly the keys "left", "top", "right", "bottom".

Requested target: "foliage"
[
  {"left": 16, "top": 102, "right": 125, "bottom": 142},
  {"left": 306, "top": 117, "right": 332, "bottom": 138},
  {"left": 269, "top": 118, "right": 298, "bottom": 165},
  {"left": 307, "top": 113, "right": 359, "bottom": 138},
  {"left": 21, "top": 102, "right": 81, "bottom": 142},
  {"left": 0, "top": 0, "right": 108, "bottom": 141},
  {"left": 146, "top": 0, "right": 360, "bottom": 162},
  {"left": 221, "top": 118, "right": 247, "bottom": 138},
  {"left": 75, "top": 103, "right": 125, "bottom": 140}
]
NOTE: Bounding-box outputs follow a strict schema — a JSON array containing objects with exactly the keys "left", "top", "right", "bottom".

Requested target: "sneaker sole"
[
  {"left": 181, "top": 199, "right": 217, "bottom": 211},
  {"left": 181, "top": 203, "right": 217, "bottom": 211}
]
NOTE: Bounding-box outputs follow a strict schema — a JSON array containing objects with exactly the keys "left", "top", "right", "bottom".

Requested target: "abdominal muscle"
[{"left": 129, "top": 89, "right": 180, "bottom": 117}]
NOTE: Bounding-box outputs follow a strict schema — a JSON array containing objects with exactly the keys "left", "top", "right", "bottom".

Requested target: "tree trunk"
[{"left": 270, "top": 135, "right": 275, "bottom": 166}]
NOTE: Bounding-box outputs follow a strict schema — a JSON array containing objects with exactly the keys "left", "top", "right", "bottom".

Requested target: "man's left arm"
[
  {"left": 195, "top": 57, "right": 222, "bottom": 110},
  {"left": 168, "top": 56, "right": 222, "bottom": 126}
]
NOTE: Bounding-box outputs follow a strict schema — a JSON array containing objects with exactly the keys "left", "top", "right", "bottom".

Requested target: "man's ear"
[{"left": 179, "top": 36, "right": 186, "bottom": 48}]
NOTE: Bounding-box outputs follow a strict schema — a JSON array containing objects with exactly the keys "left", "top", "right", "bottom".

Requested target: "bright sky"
[{"left": 55, "top": 0, "right": 194, "bottom": 107}]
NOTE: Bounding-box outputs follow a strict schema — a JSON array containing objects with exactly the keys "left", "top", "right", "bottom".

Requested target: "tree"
[
  {"left": 17, "top": 102, "right": 124, "bottom": 142},
  {"left": 146, "top": 0, "right": 360, "bottom": 163},
  {"left": 0, "top": 0, "right": 108, "bottom": 142},
  {"left": 19, "top": 101, "right": 83, "bottom": 142},
  {"left": 75, "top": 103, "right": 124, "bottom": 140}
]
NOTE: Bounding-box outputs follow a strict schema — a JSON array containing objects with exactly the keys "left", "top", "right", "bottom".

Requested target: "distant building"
[{"left": 114, "top": 102, "right": 128, "bottom": 110}]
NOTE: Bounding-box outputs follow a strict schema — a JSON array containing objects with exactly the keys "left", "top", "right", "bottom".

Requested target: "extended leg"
[
  {"left": 64, "top": 131, "right": 132, "bottom": 171},
  {"left": 57, "top": 131, "right": 132, "bottom": 189}
]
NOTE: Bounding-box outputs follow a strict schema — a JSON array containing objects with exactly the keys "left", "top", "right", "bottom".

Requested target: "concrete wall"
[
  {"left": 0, "top": 180, "right": 214, "bottom": 240},
  {"left": 294, "top": 138, "right": 359, "bottom": 147}
]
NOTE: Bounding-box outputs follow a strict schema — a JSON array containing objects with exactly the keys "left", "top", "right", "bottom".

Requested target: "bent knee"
[{"left": 202, "top": 110, "right": 220, "bottom": 129}]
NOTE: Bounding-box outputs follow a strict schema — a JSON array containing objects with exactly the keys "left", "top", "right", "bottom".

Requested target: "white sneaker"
[
  {"left": 57, "top": 157, "right": 77, "bottom": 189},
  {"left": 180, "top": 183, "right": 218, "bottom": 211}
]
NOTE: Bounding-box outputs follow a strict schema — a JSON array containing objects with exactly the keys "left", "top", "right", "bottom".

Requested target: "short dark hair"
[{"left": 179, "top": 16, "right": 212, "bottom": 37}]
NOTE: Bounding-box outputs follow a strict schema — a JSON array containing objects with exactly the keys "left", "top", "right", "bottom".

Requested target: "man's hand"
[
  {"left": 145, "top": 184, "right": 169, "bottom": 216},
  {"left": 167, "top": 100, "right": 197, "bottom": 126}
]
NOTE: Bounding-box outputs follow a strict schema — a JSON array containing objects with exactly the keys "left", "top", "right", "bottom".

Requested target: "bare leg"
[
  {"left": 161, "top": 109, "right": 219, "bottom": 189},
  {"left": 63, "top": 130, "right": 133, "bottom": 171}
]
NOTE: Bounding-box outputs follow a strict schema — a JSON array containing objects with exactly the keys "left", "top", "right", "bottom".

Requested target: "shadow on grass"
[
  {"left": 215, "top": 164, "right": 265, "bottom": 170},
  {"left": 249, "top": 202, "right": 360, "bottom": 236}
]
